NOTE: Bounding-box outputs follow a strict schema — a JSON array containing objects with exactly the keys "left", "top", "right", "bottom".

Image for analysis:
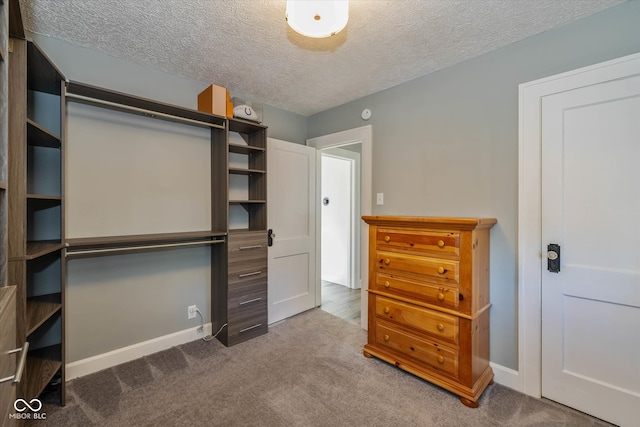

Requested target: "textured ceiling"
[{"left": 21, "top": 0, "right": 625, "bottom": 116}]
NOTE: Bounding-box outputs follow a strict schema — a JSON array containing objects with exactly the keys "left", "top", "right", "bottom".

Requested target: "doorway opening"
[
  {"left": 307, "top": 124, "right": 372, "bottom": 329},
  {"left": 319, "top": 144, "right": 361, "bottom": 325}
]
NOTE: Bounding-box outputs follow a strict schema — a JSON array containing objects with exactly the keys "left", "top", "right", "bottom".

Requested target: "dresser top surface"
[{"left": 362, "top": 216, "right": 497, "bottom": 230}]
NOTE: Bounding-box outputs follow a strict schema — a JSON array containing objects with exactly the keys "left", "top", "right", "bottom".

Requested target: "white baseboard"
[
  {"left": 490, "top": 362, "right": 521, "bottom": 392},
  {"left": 66, "top": 323, "right": 212, "bottom": 381}
]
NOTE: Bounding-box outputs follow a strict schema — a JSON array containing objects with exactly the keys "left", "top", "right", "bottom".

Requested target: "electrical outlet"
[{"left": 188, "top": 305, "right": 197, "bottom": 320}]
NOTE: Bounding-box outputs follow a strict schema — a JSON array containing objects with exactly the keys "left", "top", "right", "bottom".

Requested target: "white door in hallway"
[
  {"left": 267, "top": 138, "right": 316, "bottom": 324},
  {"left": 541, "top": 71, "right": 640, "bottom": 427},
  {"left": 321, "top": 153, "right": 352, "bottom": 287}
]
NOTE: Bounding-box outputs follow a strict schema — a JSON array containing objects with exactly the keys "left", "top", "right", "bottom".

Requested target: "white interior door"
[
  {"left": 321, "top": 154, "right": 352, "bottom": 287},
  {"left": 267, "top": 138, "right": 316, "bottom": 324},
  {"left": 541, "top": 74, "right": 640, "bottom": 427}
]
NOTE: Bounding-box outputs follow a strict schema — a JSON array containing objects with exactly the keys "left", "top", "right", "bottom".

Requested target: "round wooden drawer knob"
[
  {"left": 437, "top": 323, "right": 445, "bottom": 332},
  {"left": 437, "top": 355, "right": 445, "bottom": 364},
  {"left": 384, "top": 235, "right": 391, "bottom": 242},
  {"left": 437, "top": 240, "right": 445, "bottom": 248},
  {"left": 384, "top": 259, "right": 390, "bottom": 265},
  {"left": 437, "top": 266, "right": 446, "bottom": 274},
  {"left": 384, "top": 334, "right": 390, "bottom": 342},
  {"left": 383, "top": 307, "right": 390, "bottom": 314},
  {"left": 384, "top": 281, "right": 390, "bottom": 288},
  {"left": 437, "top": 292, "right": 445, "bottom": 301}
]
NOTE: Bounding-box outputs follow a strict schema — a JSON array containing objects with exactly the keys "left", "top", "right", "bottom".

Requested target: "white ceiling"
[{"left": 21, "top": 0, "right": 625, "bottom": 116}]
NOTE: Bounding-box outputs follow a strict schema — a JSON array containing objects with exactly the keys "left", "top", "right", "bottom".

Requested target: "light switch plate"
[{"left": 376, "top": 193, "right": 384, "bottom": 205}]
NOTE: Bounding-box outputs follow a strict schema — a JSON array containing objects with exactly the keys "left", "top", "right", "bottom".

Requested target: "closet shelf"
[
  {"left": 27, "top": 193, "right": 62, "bottom": 201},
  {"left": 26, "top": 294, "right": 62, "bottom": 336},
  {"left": 229, "top": 200, "right": 267, "bottom": 204},
  {"left": 66, "top": 81, "right": 227, "bottom": 130},
  {"left": 0, "top": 181, "right": 6, "bottom": 190},
  {"left": 228, "top": 117, "right": 267, "bottom": 134},
  {"left": 25, "top": 241, "right": 64, "bottom": 260},
  {"left": 27, "top": 42, "right": 64, "bottom": 95},
  {"left": 66, "top": 230, "right": 226, "bottom": 249},
  {"left": 229, "top": 167, "right": 266, "bottom": 175},
  {"left": 65, "top": 230, "right": 227, "bottom": 258},
  {"left": 27, "top": 119, "right": 61, "bottom": 148},
  {"left": 24, "top": 344, "right": 62, "bottom": 401},
  {"left": 229, "top": 143, "right": 265, "bottom": 155},
  {"left": 228, "top": 228, "right": 268, "bottom": 234}
]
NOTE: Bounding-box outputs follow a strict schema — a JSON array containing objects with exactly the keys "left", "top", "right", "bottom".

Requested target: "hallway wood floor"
[{"left": 320, "top": 280, "right": 361, "bottom": 326}]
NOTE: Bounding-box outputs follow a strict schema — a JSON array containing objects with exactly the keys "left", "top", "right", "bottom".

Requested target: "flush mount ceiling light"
[{"left": 286, "top": 0, "right": 349, "bottom": 38}]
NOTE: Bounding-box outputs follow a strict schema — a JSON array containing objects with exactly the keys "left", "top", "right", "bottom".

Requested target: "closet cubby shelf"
[
  {"left": 27, "top": 193, "right": 62, "bottom": 201},
  {"left": 228, "top": 143, "right": 265, "bottom": 155},
  {"left": 66, "top": 81, "right": 227, "bottom": 130},
  {"left": 229, "top": 200, "right": 267, "bottom": 204},
  {"left": 27, "top": 118, "right": 61, "bottom": 148},
  {"left": 229, "top": 167, "right": 266, "bottom": 175},
  {"left": 24, "top": 241, "right": 65, "bottom": 260},
  {"left": 228, "top": 117, "right": 267, "bottom": 134},
  {"left": 27, "top": 42, "right": 64, "bottom": 95},
  {"left": 26, "top": 294, "right": 62, "bottom": 336},
  {"left": 25, "top": 344, "right": 62, "bottom": 402}
]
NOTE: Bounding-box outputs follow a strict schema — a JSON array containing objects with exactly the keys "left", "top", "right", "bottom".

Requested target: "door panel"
[
  {"left": 267, "top": 139, "right": 316, "bottom": 324},
  {"left": 321, "top": 154, "right": 352, "bottom": 287},
  {"left": 541, "top": 74, "right": 640, "bottom": 427}
]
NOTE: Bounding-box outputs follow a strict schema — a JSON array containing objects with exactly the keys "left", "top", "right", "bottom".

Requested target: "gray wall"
[
  {"left": 29, "top": 33, "right": 307, "bottom": 362},
  {"left": 307, "top": 1, "right": 640, "bottom": 370}
]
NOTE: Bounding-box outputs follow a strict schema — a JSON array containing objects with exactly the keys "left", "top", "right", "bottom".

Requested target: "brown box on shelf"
[{"left": 197, "top": 84, "right": 227, "bottom": 116}]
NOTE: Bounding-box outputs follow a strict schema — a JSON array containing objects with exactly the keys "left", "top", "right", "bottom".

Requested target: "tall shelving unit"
[
  {"left": 1, "top": 0, "right": 9, "bottom": 287},
  {"left": 8, "top": 35, "right": 66, "bottom": 404},
  {"left": 212, "top": 118, "right": 268, "bottom": 346}
]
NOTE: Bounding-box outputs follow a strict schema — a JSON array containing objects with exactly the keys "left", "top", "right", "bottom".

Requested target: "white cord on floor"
[{"left": 195, "top": 308, "right": 227, "bottom": 342}]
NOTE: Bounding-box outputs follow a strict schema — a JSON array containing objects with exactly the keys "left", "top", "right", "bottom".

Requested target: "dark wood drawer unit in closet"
[
  {"left": 363, "top": 216, "right": 496, "bottom": 408},
  {"left": 217, "top": 230, "right": 268, "bottom": 346}
]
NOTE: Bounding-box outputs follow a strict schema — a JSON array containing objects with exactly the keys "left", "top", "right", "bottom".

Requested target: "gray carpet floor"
[{"left": 31, "top": 309, "right": 613, "bottom": 427}]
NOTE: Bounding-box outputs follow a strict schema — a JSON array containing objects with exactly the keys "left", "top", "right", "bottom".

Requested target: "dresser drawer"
[
  {"left": 375, "top": 251, "right": 459, "bottom": 284},
  {"left": 229, "top": 286, "right": 267, "bottom": 314},
  {"left": 228, "top": 232, "right": 267, "bottom": 262},
  {"left": 375, "top": 295, "right": 459, "bottom": 345},
  {"left": 226, "top": 310, "right": 268, "bottom": 346},
  {"left": 228, "top": 258, "right": 267, "bottom": 287},
  {"left": 375, "top": 273, "right": 459, "bottom": 310},
  {"left": 377, "top": 228, "right": 459, "bottom": 258},
  {"left": 375, "top": 320, "right": 459, "bottom": 378}
]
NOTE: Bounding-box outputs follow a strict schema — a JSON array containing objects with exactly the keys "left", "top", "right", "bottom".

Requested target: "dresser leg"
[
  {"left": 459, "top": 397, "right": 479, "bottom": 408},
  {"left": 363, "top": 350, "right": 373, "bottom": 358},
  {"left": 489, "top": 379, "right": 494, "bottom": 385}
]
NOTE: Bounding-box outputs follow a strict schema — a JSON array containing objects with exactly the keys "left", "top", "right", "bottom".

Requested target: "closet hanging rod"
[
  {"left": 65, "top": 239, "right": 224, "bottom": 258},
  {"left": 66, "top": 93, "right": 226, "bottom": 130}
]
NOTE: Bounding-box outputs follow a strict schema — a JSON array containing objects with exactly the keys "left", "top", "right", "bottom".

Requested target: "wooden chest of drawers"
[{"left": 362, "top": 216, "right": 496, "bottom": 407}]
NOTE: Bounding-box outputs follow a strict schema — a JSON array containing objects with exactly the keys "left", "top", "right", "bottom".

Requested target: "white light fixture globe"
[{"left": 286, "top": 0, "right": 349, "bottom": 38}]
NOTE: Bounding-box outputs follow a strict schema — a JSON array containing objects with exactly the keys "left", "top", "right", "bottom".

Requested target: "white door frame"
[
  {"left": 307, "top": 125, "right": 372, "bottom": 328},
  {"left": 518, "top": 52, "right": 640, "bottom": 397}
]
